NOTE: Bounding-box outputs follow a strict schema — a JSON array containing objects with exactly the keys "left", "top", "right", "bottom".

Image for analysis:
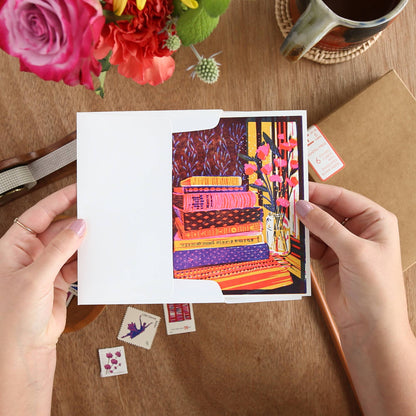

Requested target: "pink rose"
[{"left": 0, "top": 0, "right": 105, "bottom": 90}]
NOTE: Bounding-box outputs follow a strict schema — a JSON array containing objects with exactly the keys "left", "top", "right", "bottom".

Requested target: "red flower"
[
  {"left": 279, "top": 142, "right": 292, "bottom": 151},
  {"left": 290, "top": 160, "right": 299, "bottom": 169},
  {"left": 286, "top": 177, "right": 299, "bottom": 187},
  {"left": 95, "top": 0, "right": 175, "bottom": 86},
  {"left": 261, "top": 163, "right": 272, "bottom": 176},
  {"left": 244, "top": 163, "right": 257, "bottom": 175},
  {"left": 256, "top": 144, "right": 270, "bottom": 161}
]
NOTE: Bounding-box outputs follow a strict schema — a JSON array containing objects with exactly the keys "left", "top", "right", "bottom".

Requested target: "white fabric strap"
[{"left": 0, "top": 139, "right": 76, "bottom": 196}]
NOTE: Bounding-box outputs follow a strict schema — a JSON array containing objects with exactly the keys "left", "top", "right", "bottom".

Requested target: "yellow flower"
[
  {"left": 113, "top": 0, "right": 147, "bottom": 16},
  {"left": 181, "top": 0, "right": 198, "bottom": 8}
]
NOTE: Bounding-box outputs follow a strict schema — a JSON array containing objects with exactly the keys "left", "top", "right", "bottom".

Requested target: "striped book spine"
[
  {"left": 173, "top": 185, "right": 248, "bottom": 194},
  {"left": 175, "top": 217, "right": 262, "bottom": 239},
  {"left": 174, "top": 256, "right": 293, "bottom": 291},
  {"left": 173, "top": 233, "right": 264, "bottom": 251},
  {"left": 175, "top": 207, "right": 263, "bottom": 231},
  {"left": 180, "top": 176, "right": 242, "bottom": 186},
  {"left": 173, "top": 243, "right": 270, "bottom": 270},
  {"left": 173, "top": 191, "right": 257, "bottom": 211}
]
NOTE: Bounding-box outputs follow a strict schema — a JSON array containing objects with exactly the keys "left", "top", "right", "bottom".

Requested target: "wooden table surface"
[{"left": 1, "top": 1, "right": 415, "bottom": 414}]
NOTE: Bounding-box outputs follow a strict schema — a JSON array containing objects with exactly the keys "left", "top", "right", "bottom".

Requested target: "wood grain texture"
[{"left": 0, "top": 0, "right": 415, "bottom": 414}]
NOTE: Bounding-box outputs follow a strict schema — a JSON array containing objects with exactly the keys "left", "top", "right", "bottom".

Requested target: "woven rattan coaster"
[{"left": 275, "top": 0, "right": 382, "bottom": 64}]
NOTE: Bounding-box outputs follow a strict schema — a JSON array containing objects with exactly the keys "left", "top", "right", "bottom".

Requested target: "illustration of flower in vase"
[{"left": 239, "top": 128, "right": 299, "bottom": 257}]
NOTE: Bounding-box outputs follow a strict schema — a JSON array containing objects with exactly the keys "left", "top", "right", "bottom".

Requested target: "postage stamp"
[
  {"left": 117, "top": 306, "right": 161, "bottom": 350},
  {"left": 98, "top": 346, "right": 128, "bottom": 377}
]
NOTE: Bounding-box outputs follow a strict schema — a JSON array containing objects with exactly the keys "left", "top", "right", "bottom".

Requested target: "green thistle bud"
[
  {"left": 194, "top": 57, "right": 220, "bottom": 84},
  {"left": 165, "top": 34, "right": 181, "bottom": 52}
]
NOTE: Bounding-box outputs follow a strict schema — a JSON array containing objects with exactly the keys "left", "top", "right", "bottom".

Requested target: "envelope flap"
[{"left": 77, "top": 112, "right": 174, "bottom": 303}]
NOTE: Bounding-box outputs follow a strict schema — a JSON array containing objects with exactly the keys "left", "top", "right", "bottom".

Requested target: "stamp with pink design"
[{"left": 98, "top": 346, "right": 128, "bottom": 378}]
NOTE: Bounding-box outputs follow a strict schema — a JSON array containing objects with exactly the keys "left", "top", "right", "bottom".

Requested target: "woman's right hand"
[{"left": 295, "top": 182, "right": 410, "bottom": 342}]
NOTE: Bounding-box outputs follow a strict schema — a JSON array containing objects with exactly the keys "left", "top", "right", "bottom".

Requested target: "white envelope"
[{"left": 77, "top": 110, "right": 310, "bottom": 304}]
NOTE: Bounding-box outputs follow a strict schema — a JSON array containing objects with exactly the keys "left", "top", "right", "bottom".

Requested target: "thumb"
[
  {"left": 295, "top": 200, "right": 356, "bottom": 258},
  {"left": 29, "top": 219, "right": 86, "bottom": 285}
]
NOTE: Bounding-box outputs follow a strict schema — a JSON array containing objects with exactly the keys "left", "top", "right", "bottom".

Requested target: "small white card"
[
  {"left": 307, "top": 124, "right": 345, "bottom": 181},
  {"left": 98, "top": 346, "right": 128, "bottom": 377},
  {"left": 117, "top": 306, "right": 160, "bottom": 350},
  {"left": 163, "top": 303, "right": 196, "bottom": 335}
]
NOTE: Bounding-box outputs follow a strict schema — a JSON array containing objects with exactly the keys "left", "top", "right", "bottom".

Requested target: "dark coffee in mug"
[{"left": 322, "top": 0, "right": 400, "bottom": 21}]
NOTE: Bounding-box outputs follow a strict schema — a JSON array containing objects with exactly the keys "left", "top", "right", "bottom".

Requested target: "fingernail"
[
  {"left": 69, "top": 219, "right": 86, "bottom": 237},
  {"left": 295, "top": 200, "right": 314, "bottom": 218}
]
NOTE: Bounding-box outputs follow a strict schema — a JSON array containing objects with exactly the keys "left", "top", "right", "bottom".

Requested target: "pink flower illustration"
[
  {"left": 278, "top": 133, "right": 285, "bottom": 141},
  {"left": 290, "top": 160, "right": 299, "bottom": 169},
  {"left": 261, "top": 163, "right": 272, "bottom": 175},
  {"left": 115, "top": 351, "right": 121, "bottom": 357},
  {"left": 104, "top": 364, "right": 111, "bottom": 370},
  {"left": 244, "top": 163, "right": 257, "bottom": 175},
  {"left": 286, "top": 177, "right": 299, "bottom": 187},
  {"left": 274, "top": 158, "right": 287, "bottom": 168},
  {"left": 277, "top": 197, "right": 290, "bottom": 207},
  {"left": 106, "top": 353, "right": 113, "bottom": 358},
  {"left": 111, "top": 359, "right": 118, "bottom": 365},
  {"left": 270, "top": 175, "right": 283, "bottom": 183},
  {"left": 254, "top": 179, "right": 263, "bottom": 186},
  {"left": 256, "top": 143, "right": 270, "bottom": 161}
]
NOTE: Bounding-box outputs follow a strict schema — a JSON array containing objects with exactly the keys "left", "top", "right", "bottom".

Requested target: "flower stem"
[{"left": 189, "top": 44, "right": 202, "bottom": 61}]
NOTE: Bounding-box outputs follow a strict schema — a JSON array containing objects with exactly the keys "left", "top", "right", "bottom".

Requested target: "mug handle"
[{"left": 280, "top": 0, "right": 338, "bottom": 61}]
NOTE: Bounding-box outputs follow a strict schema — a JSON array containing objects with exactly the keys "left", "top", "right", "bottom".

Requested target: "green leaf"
[
  {"left": 262, "top": 132, "right": 280, "bottom": 157},
  {"left": 99, "top": 51, "right": 112, "bottom": 72},
  {"left": 249, "top": 183, "right": 268, "bottom": 193},
  {"left": 238, "top": 153, "right": 256, "bottom": 163},
  {"left": 95, "top": 70, "right": 108, "bottom": 99},
  {"left": 201, "top": 0, "right": 231, "bottom": 17},
  {"left": 172, "top": 0, "right": 186, "bottom": 16},
  {"left": 103, "top": 9, "right": 134, "bottom": 24},
  {"left": 263, "top": 203, "right": 275, "bottom": 212},
  {"left": 176, "top": 7, "right": 219, "bottom": 46}
]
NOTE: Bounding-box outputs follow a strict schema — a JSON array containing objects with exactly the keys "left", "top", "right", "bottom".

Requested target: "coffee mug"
[{"left": 280, "top": 0, "right": 408, "bottom": 61}]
